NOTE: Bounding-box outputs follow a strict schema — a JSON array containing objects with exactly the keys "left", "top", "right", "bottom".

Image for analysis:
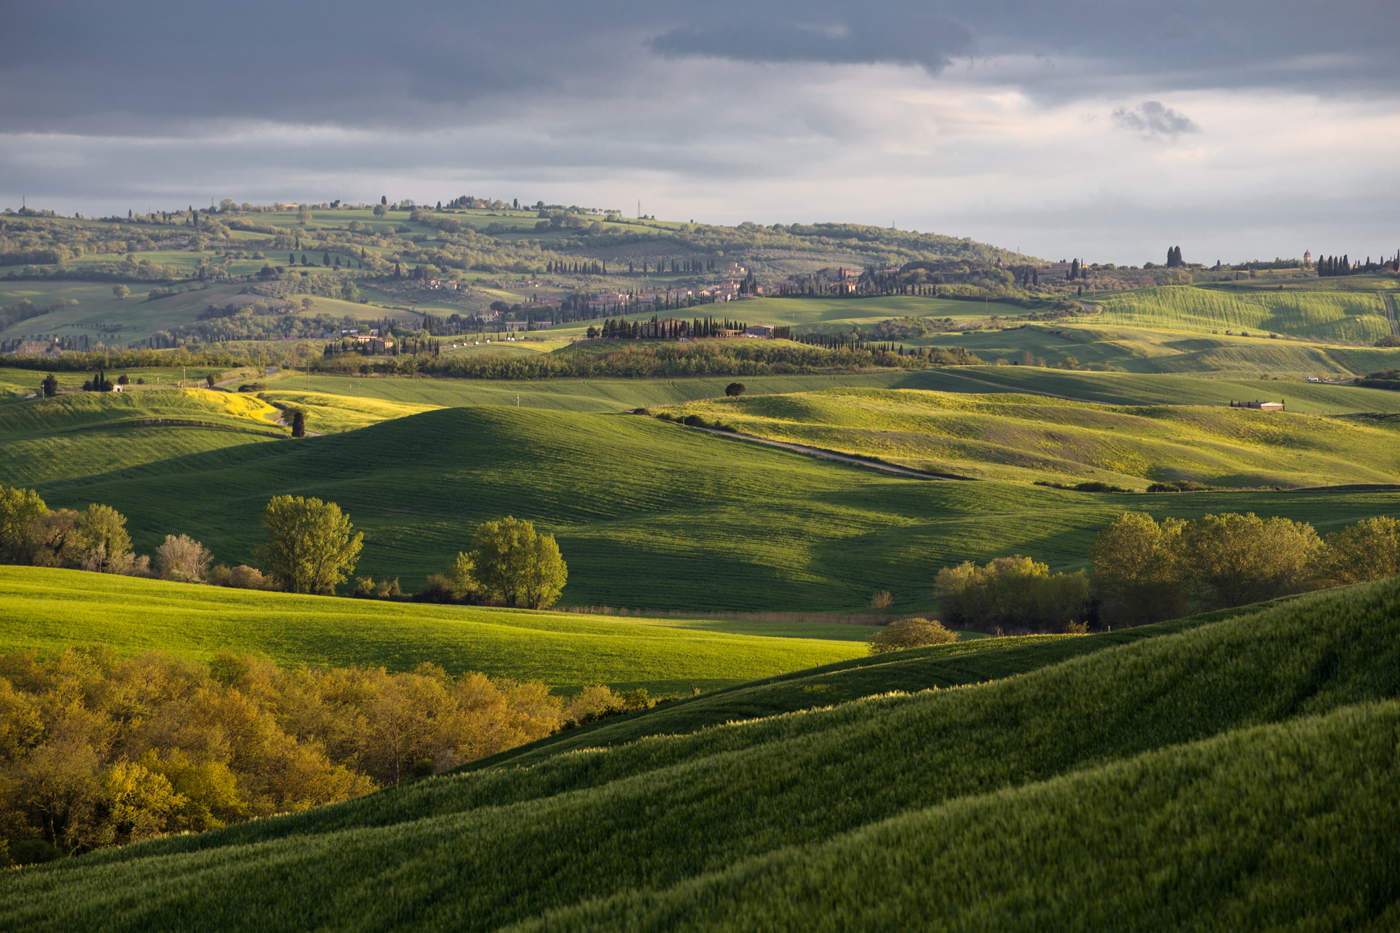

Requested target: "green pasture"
[
  {"left": 0, "top": 281, "right": 276, "bottom": 343},
  {"left": 924, "top": 321, "right": 1400, "bottom": 376},
  {"left": 256, "top": 369, "right": 944, "bottom": 413},
  {"left": 0, "top": 567, "right": 866, "bottom": 695},
  {"left": 901, "top": 363, "right": 1400, "bottom": 411},
  {"left": 748, "top": 294, "right": 1032, "bottom": 327},
  {"left": 6, "top": 578, "right": 1396, "bottom": 929},
  {"left": 0, "top": 388, "right": 285, "bottom": 485},
  {"left": 663, "top": 387, "right": 1400, "bottom": 488},
  {"left": 21, "top": 406, "right": 1400, "bottom": 612},
  {"left": 1090, "top": 284, "right": 1395, "bottom": 343}
]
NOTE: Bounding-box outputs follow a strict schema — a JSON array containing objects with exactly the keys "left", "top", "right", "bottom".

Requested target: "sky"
[{"left": 2, "top": 0, "right": 1397, "bottom": 265}]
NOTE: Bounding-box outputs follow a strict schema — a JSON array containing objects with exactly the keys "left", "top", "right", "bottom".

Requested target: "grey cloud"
[
  {"left": 3, "top": 1, "right": 1398, "bottom": 136},
  {"left": 1112, "top": 101, "right": 1200, "bottom": 138}
]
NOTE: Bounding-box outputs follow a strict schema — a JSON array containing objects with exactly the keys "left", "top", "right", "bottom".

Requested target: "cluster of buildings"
[{"left": 585, "top": 280, "right": 744, "bottom": 312}]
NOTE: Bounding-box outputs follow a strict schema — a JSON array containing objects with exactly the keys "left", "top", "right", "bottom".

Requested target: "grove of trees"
[
  {"left": 934, "top": 556, "right": 1090, "bottom": 633},
  {"left": 0, "top": 649, "right": 643, "bottom": 865},
  {"left": 1091, "top": 511, "right": 1334, "bottom": 626},
  {"left": 926, "top": 512, "right": 1400, "bottom": 635}
]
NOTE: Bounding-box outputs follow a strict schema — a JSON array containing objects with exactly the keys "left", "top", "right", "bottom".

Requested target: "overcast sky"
[{"left": 3, "top": 1, "right": 1396, "bottom": 264}]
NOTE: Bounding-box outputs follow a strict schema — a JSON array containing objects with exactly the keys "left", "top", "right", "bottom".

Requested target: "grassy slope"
[
  {"left": 901, "top": 364, "right": 1400, "bottom": 412},
  {"left": 27, "top": 406, "right": 1400, "bottom": 612},
  {"left": 0, "top": 388, "right": 286, "bottom": 485},
  {"left": 257, "top": 369, "right": 947, "bottom": 415},
  {"left": 664, "top": 387, "right": 1400, "bottom": 488},
  {"left": 27, "top": 406, "right": 1400, "bottom": 613},
  {"left": 6, "top": 579, "right": 1397, "bottom": 930},
  {"left": 0, "top": 281, "right": 272, "bottom": 343},
  {"left": 926, "top": 321, "right": 1400, "bottom": 376},
  {"left": 1092, "top": 282, "right": 1396, "bottom": 343},
  {"left": 0, "top": 566, "right": 866, "bottom": 694}
]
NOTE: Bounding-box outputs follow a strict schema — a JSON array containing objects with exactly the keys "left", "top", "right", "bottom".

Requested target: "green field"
[
  {"left": 889, "top": 364, "right": 1400, "bottom": 412},
  {"left": 0, "top": 388, "right": 286, "bottom": 485},
  {"left": 0, "top": 281, "right": 274, "bottom": 344},
  {"left": 254, "top": 368, "right": 962, "bottom": 415},
  {"left": 18, "top": 405, "right": 1400, "bottom": 612},
  {"left": 663, "top": 387, "right": 1400, "bottom": 488},
  {"left": 5, "top": 578, "right": 1395, "bottom": 929},
  {"left": 1091, "top": 281, "right": 1398, "bottom": 343},
  {"left": 0, "top": 567, "right": 868, "bottom": 694}
]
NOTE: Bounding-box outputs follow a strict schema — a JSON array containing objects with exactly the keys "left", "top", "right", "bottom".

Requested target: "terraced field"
[
  {"left": 5, "top": 578, "right": 1395, "bottom": 930},
  {"left": 662, "top": 387, "right": 1400, "bottom": 488},
  {"left": 0, "top": 567, "right": 868, "bottom": 694},
  {"left": 22, "top": 406, "right": 1400, "bottom": 612}
]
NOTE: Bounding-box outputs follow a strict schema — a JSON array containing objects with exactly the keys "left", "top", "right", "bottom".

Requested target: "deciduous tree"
[
  {"left": 155, "top": 534, "right": 212, "bottom": 583},
  {"left": 1314, "top": 516, "right": 1400, "bottom": 586},
  {"left": 258, "top": 495, "right": 363, "bottom": 594},
  {"left": 468, "top": 516, "right": 567, "bottom": 609},
  {"left": 0, "top": 485, "right": 50, "bottom": 564},
  {"left": 1091, "top": 512, "right": 1188, "bottom": 625}
]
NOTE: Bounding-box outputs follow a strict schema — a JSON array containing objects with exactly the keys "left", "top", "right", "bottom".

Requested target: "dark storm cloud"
[
  {"left": 3, "top": 0, "right": 1397, "bottom": 134},
  {"left": 1112, "top": 101, "right": 1200, "bottom": 138}
]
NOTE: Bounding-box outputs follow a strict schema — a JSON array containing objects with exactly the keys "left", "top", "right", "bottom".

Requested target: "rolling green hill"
[
  {"left": 662, "top": 387, "right": 1400, "bottom": 488},
  {"left": 22, "top": 406, "right": 1400, "bottom": 612},
  {"left": 0, "top": 566, "right": 867, "bottom": 694},
  {"left": 0, "top": 388, "right": 286, "bottom": 485},
  {"left": 1091, "top": 282, "right": 1397, "bottom": 343},
  {"left": 5, "top": 578, "right": 1396, "bottom": 930}
]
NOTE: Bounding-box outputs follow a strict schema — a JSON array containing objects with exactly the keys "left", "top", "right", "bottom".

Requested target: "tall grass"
[{"left": 3, "top": 579, "right": 1395, "bottom": 930}]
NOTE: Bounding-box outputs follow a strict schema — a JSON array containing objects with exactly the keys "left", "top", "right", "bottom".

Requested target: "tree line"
[
  {"left": 925, "top": 511, "right": 1400, "bottom": 634},
  {"left": 0, "top": 487, "right": 569, "bottom": 609},
  {"left": 586, "top": 316, "right": 752, "bottom": 340},
  {"left": 310, "top": 339, "right": 981, "bottom": 380},
  {"left": 1316, "top": 252, "right": 1400, "bottom": 276}
]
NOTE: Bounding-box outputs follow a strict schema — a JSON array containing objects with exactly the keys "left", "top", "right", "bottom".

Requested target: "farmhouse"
[
  {"left": 1230, "top": 400, "right": 1285, "bottom": 411},
  {"left": 744, "top": 324, "right": 775, "bottom": 339}
]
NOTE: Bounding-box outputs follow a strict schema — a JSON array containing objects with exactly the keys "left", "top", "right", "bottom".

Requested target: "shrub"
[
  {"left": 869, "top": 617, "right": 957, "bottom": 654},
  {"left": 228, "top": 565, "right": 275, "bottom": 590},
  {"left": 869, "top": 590, "right": 893, "bottom": 611},
  {"left": 414, "top": 574, "right": 461, "bottom": 603},
  {"left": 154, "top": 534, "right": 212, "bottom": 583},
  {"left": 564, "top": 684, "right": 629, "bottom": 725}
]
